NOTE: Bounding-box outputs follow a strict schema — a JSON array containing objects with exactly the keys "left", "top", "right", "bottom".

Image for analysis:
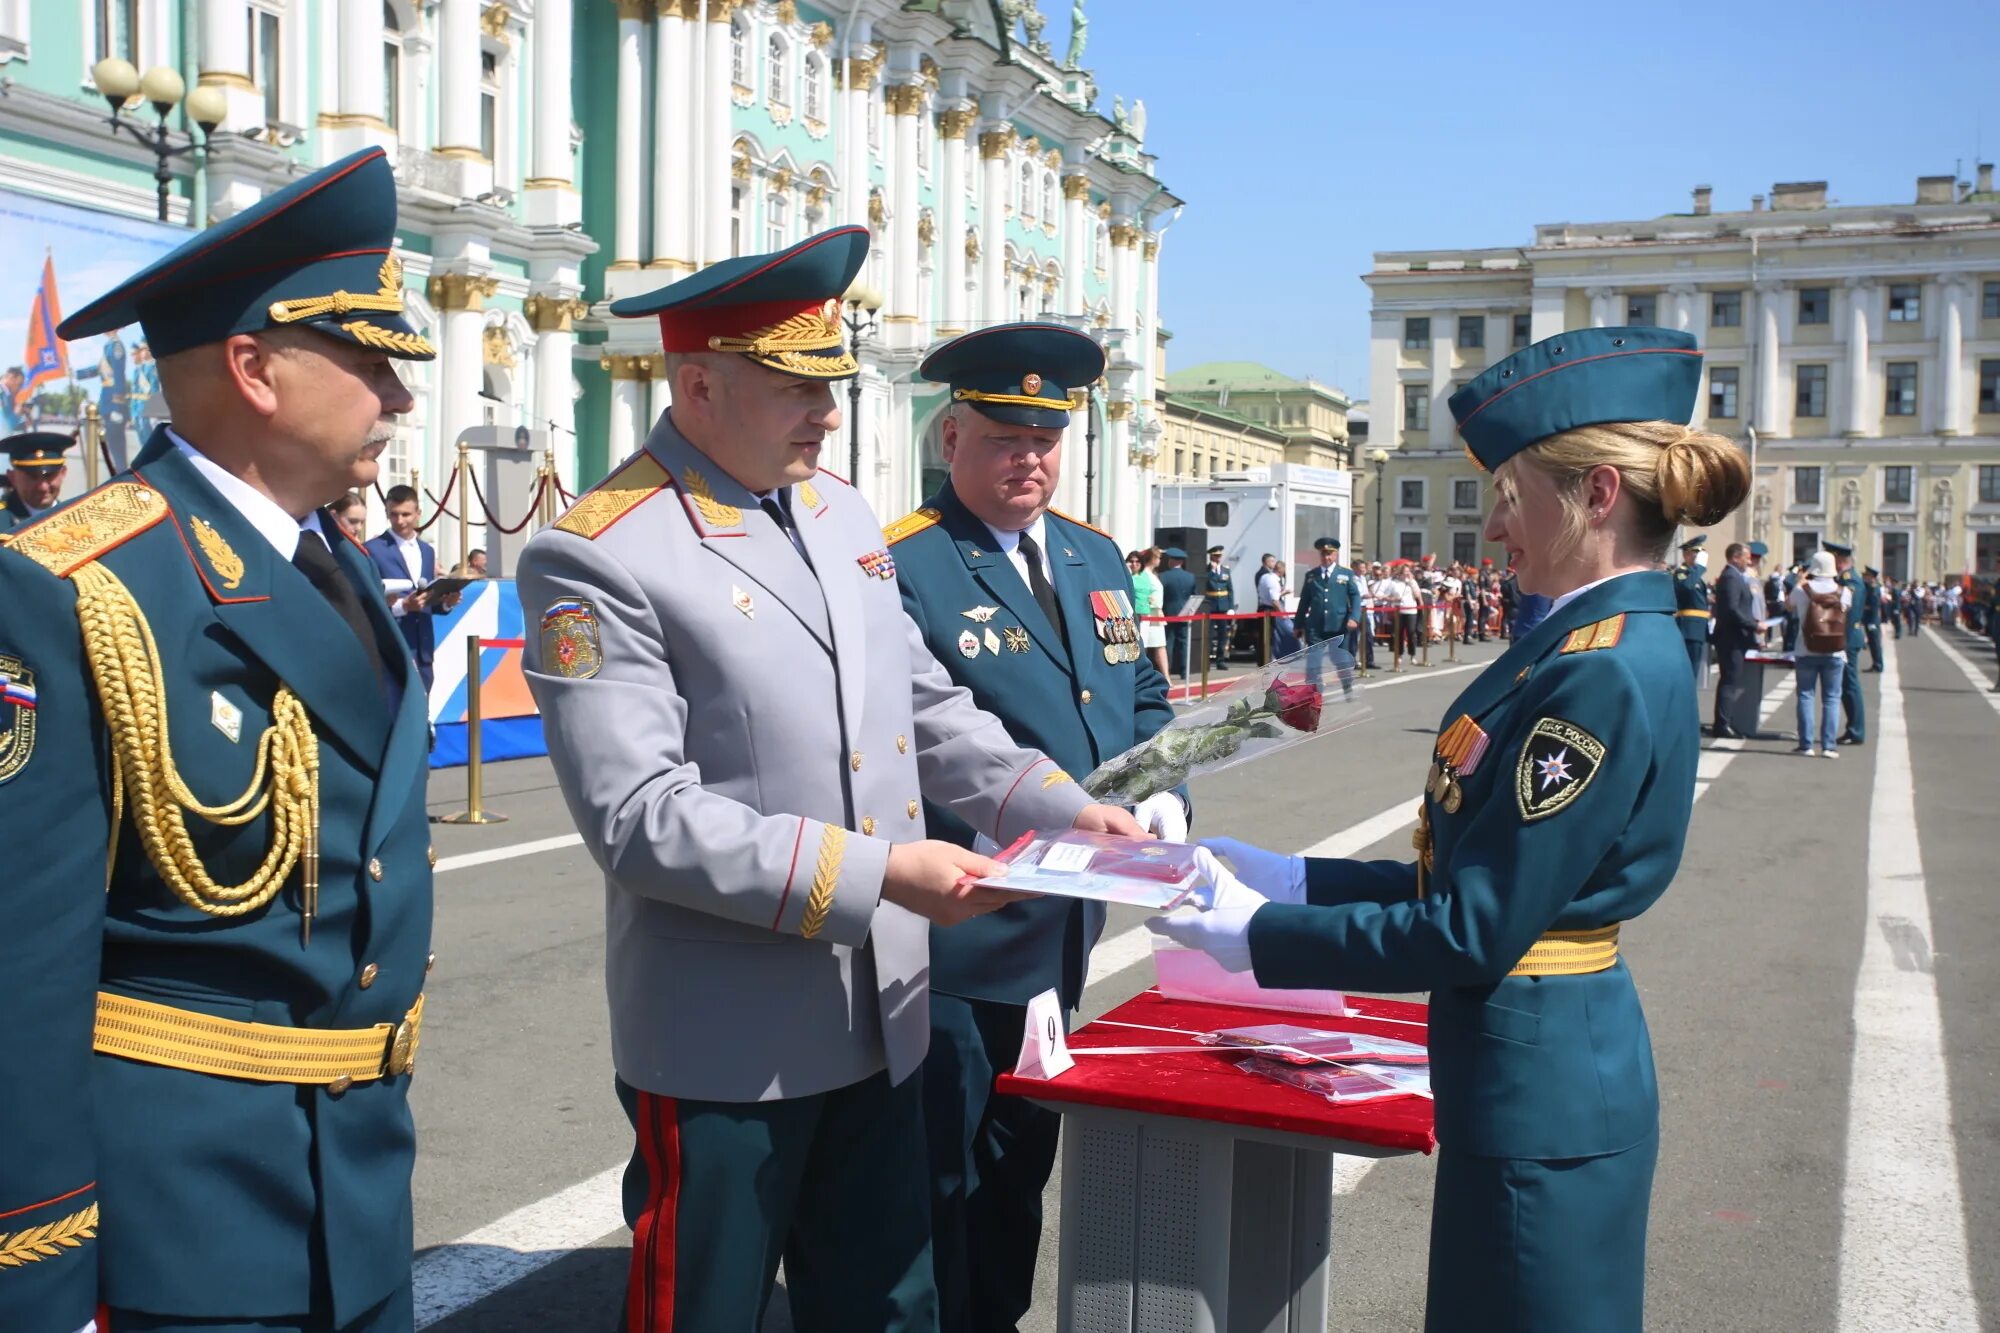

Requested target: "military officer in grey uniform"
[
  {"left": 888, "top": 323, "right": 1184, "bottom": 1330},
  {"left": 515, "top": 227, "right": 1141, "bottom": 1333}
]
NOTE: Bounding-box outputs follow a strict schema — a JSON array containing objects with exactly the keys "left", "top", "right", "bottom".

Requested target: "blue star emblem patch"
[{"left": 1515, "top": 717, "right": 1604, "bottom": 821}]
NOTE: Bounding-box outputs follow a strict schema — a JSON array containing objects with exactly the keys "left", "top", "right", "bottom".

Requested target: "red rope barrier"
[{"left": 464, "top": 466, "right": 549, "bottom": 535}]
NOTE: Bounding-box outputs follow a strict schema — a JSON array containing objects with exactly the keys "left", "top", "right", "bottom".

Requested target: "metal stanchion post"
[
  {"left": 455, "top": 442, "right": 473, "bottom": 573},
  {"left": 1420, "top": 602, "right": 1432, "bottom": 667},
  {"left": 1198, "top": 617, "right": 1211, "bottom": 699},
  {"left": 81, "top": 403, "right": 102, "bottom": 491},
  {"left": 1260, "top": 613, "right": 1272, "bottom": 666},
  {"left": 439, "top": 634, "right": 508, "bottom": 825}
]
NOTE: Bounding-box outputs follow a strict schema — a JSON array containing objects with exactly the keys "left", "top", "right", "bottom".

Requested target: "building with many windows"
[
  {"left": 1360, "top": 172, "right": 2000, "bottom": 580},
  {"left": 0, "top": 0, "right": 1179, "bottom": 561},
  {"left": 1160, "top": 360, "right": 1352, "bottom": 482}
]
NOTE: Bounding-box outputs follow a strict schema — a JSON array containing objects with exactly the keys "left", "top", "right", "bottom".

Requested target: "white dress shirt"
[
  {"left": 979, "top": 512, "right": 1054, "bottom": 593},
  {"left": 167, "top": 427, "right": 327, "bottom": 560},
  {"left": 1546, "top": 570, "right": 1632, "bottom": 618}
]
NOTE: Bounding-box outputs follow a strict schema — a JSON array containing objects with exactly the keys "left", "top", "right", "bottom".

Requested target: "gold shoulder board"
[
  {"left": 1560, "top": 614, "right": 1626, "bottom": 655},
  {"left": 1048, "top": 507, "right": 1113, "bottom": 543},
  {"left": 1, "top": 482, "right": 168, "bottom": 578},
  {"left": 884, "top": 507, "right": 942, "bottom": 546},
  {"left": 554, "top": 453, "right": 671, "bottom": 539}
]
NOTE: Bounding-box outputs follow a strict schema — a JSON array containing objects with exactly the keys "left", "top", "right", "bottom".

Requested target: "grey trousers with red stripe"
[{"left": 615, "top": 1071, "right": 938, "bottom": 1333}]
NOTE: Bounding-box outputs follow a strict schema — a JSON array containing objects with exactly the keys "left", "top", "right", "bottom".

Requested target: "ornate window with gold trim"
[
  {"left": 803, "top": 50, "right": 826, "bottom": 122},
  {"left": 766, "top": 32, "right": 789, "bottom": 108},
  {"left": 730, "top": 15, "right": 749, "bottom": 86},
  {"left": 248, "top": 0, "right": 286, "bottom": 128}
]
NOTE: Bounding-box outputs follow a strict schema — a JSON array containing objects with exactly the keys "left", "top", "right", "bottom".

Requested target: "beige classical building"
[
  {"left": 1361, "top": 170, "right": 2000, "bottom": 580},
  {"left": 1160, "top": 361, "right": 1352, "bottom": 482}
]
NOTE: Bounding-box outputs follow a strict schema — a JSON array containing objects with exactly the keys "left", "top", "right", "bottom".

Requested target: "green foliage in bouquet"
[{"left": 1082, "top": 677, "right": 1324, "bottom": 805}]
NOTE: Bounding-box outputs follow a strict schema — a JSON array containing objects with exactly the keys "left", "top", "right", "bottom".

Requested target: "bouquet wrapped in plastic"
[{"left": 1081, "top": 646, "right": 1368, "bottom": 805}]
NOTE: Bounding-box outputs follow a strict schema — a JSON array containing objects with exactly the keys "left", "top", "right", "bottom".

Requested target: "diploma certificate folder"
[{"left": 979, "top": 830, "right": 1201, "bottom": 910}]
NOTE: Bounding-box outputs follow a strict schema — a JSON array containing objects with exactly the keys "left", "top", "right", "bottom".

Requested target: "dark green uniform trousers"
[
  {"left": 1841, "top": 646, "right": 1867, "bottom": 740},
  {"left": 615, "top": 1071, "right": 936, "bottom": 1333},
  {"left": 108, "top": 1276, "right": 412, "bottom": 1332},
  {"left": 1424, "top": 1131, "right": 1658, "bottom": 1333},
  {"left": 923, "top": 995, "right": 1062, "bottom": 1333}
]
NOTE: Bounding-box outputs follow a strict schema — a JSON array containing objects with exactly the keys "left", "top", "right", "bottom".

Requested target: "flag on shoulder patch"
[{"left": 540, "top": 599, "right": 602, "bottom": 679}]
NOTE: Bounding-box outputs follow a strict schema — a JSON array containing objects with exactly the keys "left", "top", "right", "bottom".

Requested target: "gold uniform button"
[
  {"left": 368, "top": 858, "right": 384, "bottom": 882},
  {"left": 896, "top": 735, "right": 908, "bottom": 754},
  {"left": 908, "top": 799, "right": 919, "bottom": 818},
  {"left": 851, "top": 751, "right": 863, "bottom": 771},
  {"left": 427, "top": 845, "right": 438, "bottom": 868},
  {"left": 327, "top": 1075, "right": 353, "bottom": 1096},
  {"left": 358, "top": 963, "right": 379, "bottom": 989},
  {"left": 426, "top": 951, "right": 437, "bottom": 974},
  {"left": 1080, "top": 689, "right": 1093, "bottom": 704},
  {"left": 862, "top": 817, "right": 876, "bottom": 835}
]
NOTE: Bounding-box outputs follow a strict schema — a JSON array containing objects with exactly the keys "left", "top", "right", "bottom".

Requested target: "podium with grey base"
[{"left": 997, "top": 991, "right": 1434, "bottom": 1333}]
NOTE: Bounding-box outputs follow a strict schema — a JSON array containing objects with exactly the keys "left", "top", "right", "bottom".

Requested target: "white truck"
[{"left": 1151, "top": 463, "right": 1354, "bottom": 615}]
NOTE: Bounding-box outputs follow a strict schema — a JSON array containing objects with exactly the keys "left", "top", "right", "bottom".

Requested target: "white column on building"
[
  {"left": 605, "top": 355, "right": 655, "bottom": 465},
  {"left": 647, "top": 0, "right": 693, "bottom": 270},
  {"left": 427, "top": 271, "right": 498, "bottom": 567},
  {"left": 324, "top": 0, "right": 393, "bottom": 157},
  {"left": 1529, "top": 286, "right": 1566, "bottom": 341},
  {"left": 936, "top": 106, "right": 972, "bottom": 333},
  {"left": 1141, "top": 233, "right": 1161, "bottom": 397},
  {"left": 1666, "top": 283, "right": 1697, "bottom": 333},
  {"left": 1754, "top": 281, "right": 1783, "bottom": 435},
  {"left": 1937, "top": 279, "right": 1967, "bottom": 436},
  {"left": 1061, "top": 170, "right": 1088, "bottom": 316},
  {"left": 609, "top": 0, "right": 648, "bottom": 267},
  {"left": 524, "top": 291, "right": 586, "bottom": 491},
  {"left": 977, "top": 121, "right": 1012, "bottom": 324},
  {"left": 1103, "top": 398, "right": 1133, "bottom": 534},
  {"left": 702, "top": 3, "right": 737, "bottom": 264},
  {"left": 1585, "top": 286, "right": 1615, "bottom": 328},
  {"left": 884, "top": 79, "right": 923, "bottom": 337},
  {"left": 839, "top": 49, "right": 877, "bottom": 228},
  {"left": 435, "top": 0, "right": 483, "bottom": 154},
  {"left": 198, "top": 0, "right": 265, "bottom": 130},
  {"left": 1109, "top": 217, "right": 1138, "bottom": 332},
  {"left": 1843, "top": 278, "right": 1873, "bottom": 437},
  {"left": 524, "top": 0, "right": 581, "bottom": 226},
  {"left": 1429, "top": 313, "right": 1456, "bottom": 439}
]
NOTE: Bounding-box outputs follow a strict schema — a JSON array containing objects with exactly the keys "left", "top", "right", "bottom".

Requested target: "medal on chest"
[{"left": 1426, "top": 714, "right": 1491, "bottom": 815}]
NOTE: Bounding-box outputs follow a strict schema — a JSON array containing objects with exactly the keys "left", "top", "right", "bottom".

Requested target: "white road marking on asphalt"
[
  {"left": 433, "top": 833, "right": 584, "bottom": 874},
  {"left": 1836, "top": 641, "right": 1979, "bottom": 1331},
  {"left": 412, "top": 1163, "right": 626, "bottom": 1329},
  {"left": 1932, "top": 628, "right": 2000, "bottom": 719},
  {"left": 1085, "top": 924, "right": 1158, "bottom": 987}
]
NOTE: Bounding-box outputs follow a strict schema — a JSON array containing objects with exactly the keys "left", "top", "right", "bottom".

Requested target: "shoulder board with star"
[
  {"left": 1048, "top": 507, "right": 1113, "bottom": 544},
  {"left": 0, "top": 481, "right": 168, "bottom": 579},
  {"left": 553, "top": 452, "right": 671, "bottom": 540},
  {"left": 883, "top": 506, "right": 942, "bottom": 546},
  {"left": 1559, "top": 613, "right": 1626, "bottom": 655}
]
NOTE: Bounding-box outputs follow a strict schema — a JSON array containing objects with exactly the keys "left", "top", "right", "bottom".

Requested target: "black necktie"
[
  {"left": 760, "top": 495, "right": 812, "bottom": 566},
  {"left": 293, "top": 532, "right": 387, "bottom": 693},
  {"left": 1016, "top": 530, "right": 1068, "bottom": 649}
]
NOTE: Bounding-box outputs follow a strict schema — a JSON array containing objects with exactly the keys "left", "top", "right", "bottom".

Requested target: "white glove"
[
  {"left": 1146, "top": 905, "right": 1259, "bottom": 972},
  {"left": 1193, "top": 846, "right": 1270, "bottom": 912},
  {"left": 1133, "top": 792, "right": 1189, "bottom": 843},
  {"left": 1198, "top": 836, "right": 1306, "bottom": 905}
]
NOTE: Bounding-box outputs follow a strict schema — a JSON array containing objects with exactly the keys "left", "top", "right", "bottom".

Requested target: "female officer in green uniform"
[{"left": 1152, "top": 326, "right": 1751, "bottom": 1332}]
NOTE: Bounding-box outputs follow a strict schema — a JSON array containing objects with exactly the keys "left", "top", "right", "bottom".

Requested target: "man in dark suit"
[
  {"left": 1157, "top": 546, "right": 1196, "bottom": 678},
  {"left": 364, "top": 484, "right": 460, "bottom": 692},
  {"left": 1711, "top": 541, "right": 1760, "bottom": 738},
  {"left": 1201, "top": 544, "right": 1235, "bottom": 668}
]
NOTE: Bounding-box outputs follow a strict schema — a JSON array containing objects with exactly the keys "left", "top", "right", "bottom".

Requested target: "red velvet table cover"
[{"left": 995, "top": 990, "right": 1436, "bottom": 1155}]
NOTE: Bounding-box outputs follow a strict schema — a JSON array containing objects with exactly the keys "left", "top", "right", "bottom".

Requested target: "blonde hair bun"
[{"left": 1654, "top": 426, "right": 1751, "bottom": 528}]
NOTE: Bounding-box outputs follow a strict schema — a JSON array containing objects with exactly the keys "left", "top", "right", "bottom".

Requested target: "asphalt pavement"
[{"left": 408, "top": 628, "right": 1999, "bottom": 1332}]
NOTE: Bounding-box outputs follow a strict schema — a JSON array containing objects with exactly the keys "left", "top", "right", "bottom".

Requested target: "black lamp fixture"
[
  {"left": 90, "top": 58, "right": 228, "bottom": 224},
  {"left": 1369, "top": 446, "right": 1390, "bottom": 560},
  {"left": 841, "top": 278, "right": 884, "bottom": 483}
]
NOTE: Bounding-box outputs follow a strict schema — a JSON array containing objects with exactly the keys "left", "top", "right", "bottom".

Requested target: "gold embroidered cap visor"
[
  {"left": 56, "top": 146, "right": 435, "bottom": 361},
  {"left": 608, "top": 225, "right": 870, "bottom": 381}
]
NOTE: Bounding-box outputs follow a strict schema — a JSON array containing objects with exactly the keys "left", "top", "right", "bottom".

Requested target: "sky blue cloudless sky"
[{"left": 1070, "top": 0, "right": 1999, "bottom": 404}]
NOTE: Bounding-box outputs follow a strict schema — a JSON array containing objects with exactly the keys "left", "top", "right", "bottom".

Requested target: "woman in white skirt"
[{"left": 1129, "top": 546, "right": 1172, "bottom": 683}]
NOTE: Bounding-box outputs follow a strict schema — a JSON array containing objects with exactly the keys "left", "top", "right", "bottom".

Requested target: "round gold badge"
[{"left": 1022, "top": 372, "right": 1043, "bottom": 396}]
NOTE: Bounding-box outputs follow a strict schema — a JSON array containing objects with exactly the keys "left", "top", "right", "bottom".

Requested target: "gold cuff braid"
[{"left": 71, "top": 562, "right": 320, "bottom": 932}]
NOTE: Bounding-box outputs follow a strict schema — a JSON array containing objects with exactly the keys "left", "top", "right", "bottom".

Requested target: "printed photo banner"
[{"left": 428, "top": 579, "right": 548, "bottom": 768}]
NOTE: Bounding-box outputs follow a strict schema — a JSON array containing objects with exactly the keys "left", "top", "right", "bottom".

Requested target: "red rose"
[{"left": 1271, "top": 678, "right": 1323, "bottom": 734}]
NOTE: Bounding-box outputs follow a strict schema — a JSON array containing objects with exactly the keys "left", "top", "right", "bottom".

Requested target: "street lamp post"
[
  {"left": 841, "top": 280, "right": 883, "bottom": 484},
  {"left": 1083, "top": 384, "right": 1099, "bottom": 523},
  {"left": 1369, "top": 447, "right": 1390, "bottom": 560},
  {"left": 90, "top": 60, "right": 228, "bottom": 224}
]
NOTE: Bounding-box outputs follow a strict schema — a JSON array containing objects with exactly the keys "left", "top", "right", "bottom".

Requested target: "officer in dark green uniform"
[
  {"left": 0, "top": 148, "right": 436, "bottom": 1333},
  {"left": 1157, "top": 546, "right": 1196, "bottom": 676},
  {"left": 0, "top": 431, "right": 72, "bottom": 533},
  {"left": 1296, "top": 535, "right": 1360, "bottom": 697},
  {"left": 1825, "top": 540, "right": 1867, "bottom": 744},
  {"left": 1860, "top": 566, "right": 1885, "bottom": 670},
  {"left": 1152, "top": 326, "right": 1753, "bottom": 1332},
  {"left": 1201, "top": 543, "right": 1236, "bottom": 667},
  {"left": 887, "top": 322, "right": 1182, "bottom": 1330},
  {"left": 1671, "top": 533, "right": 1710, "bottom": 686}
]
